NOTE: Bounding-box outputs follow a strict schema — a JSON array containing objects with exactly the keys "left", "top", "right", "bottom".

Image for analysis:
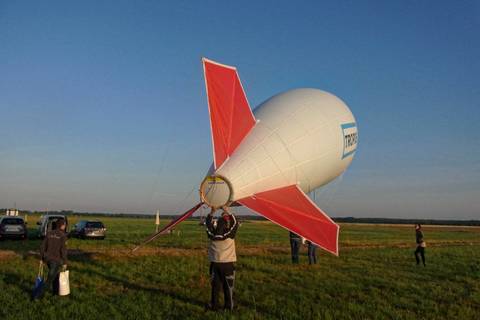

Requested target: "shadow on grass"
[
  {"left": 3, "top": 272, "right": 31, "bottom": 293},
  {"left": 57, "top": 249, "right": 209, "bottom": 309},
  {"left": 1, "top": 248, "right": 97, "bottom": 299},
  {"left": 0, "top": 225, "right": 105, "bottom": 262},
  {"left": 0, "top": 242, "right": 98, "bottom": 266},
  {"left": 0, "top": 238, "right": 41, "bottom": 259},
  {"left": 1, "top": 236, "right": 271, "bottom": 316}
]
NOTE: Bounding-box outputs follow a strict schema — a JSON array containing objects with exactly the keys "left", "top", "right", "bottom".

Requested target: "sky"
[{"left": 1, "top": 1, "right": 479, "bottom": 219}]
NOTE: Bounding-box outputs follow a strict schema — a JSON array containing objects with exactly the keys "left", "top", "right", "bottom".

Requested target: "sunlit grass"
[{"left": 0, "top": 216, "right": 479, "bottom": 319}]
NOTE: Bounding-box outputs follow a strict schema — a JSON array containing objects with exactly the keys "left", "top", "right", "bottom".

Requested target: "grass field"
[{"left": 0, "top": 215, "right": 479, "bottom": 319}]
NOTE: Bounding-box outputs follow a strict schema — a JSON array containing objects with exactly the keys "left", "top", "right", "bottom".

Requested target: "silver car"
[
  {"left": 0, "top": 216, "right": 28, "bottom": 240},
  {"left": 71, "top": 220, "right": 106, "bottom": 239}
]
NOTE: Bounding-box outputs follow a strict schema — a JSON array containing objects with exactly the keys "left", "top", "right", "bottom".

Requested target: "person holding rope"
[{"left": 205, "top": 206, "right": 238, "bottom": 311}]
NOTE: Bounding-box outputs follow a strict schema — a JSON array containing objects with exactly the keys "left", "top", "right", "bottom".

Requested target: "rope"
[
  {"left": 313, "top": 172, "right": 344, "bottom": 211},
  {"left": 170, "top": 186, "right": 197, "bottom": 215},
  {"left": 38, "top": 261, "right": 44, "bottom": 278},
  {"left": 147, "top": 122, "right": 176, "bottom": 208},
  {"left": 197, "top": 204, "right": 211, "bottom": 286}
]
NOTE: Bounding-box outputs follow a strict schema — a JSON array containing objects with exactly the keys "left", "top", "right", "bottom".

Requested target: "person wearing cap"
[
  {"left": 205, "top": 206, "right": 238, "bottom": 311},
  {"left": 40, "top": 219, "right": 68, "bottom": 296},
  {"left": 414, "top": 224, "right": 426, "bottom": 266}
]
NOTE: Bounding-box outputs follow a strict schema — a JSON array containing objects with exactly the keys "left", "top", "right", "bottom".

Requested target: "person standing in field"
[
  {"left": 39, "top": 219, "right": 68, "bottom": 296},
  {"left": 414, "top": 224, "right": 426, "bottom": 266},
  {"left": 306, "top": 240, "right": 317, "bottom": 265},
  {"left": 205, "top": 206, "right": 238, "bottom": 311},
  {"left": 289, "top": 232, "right": 301, "bottom": 264}
]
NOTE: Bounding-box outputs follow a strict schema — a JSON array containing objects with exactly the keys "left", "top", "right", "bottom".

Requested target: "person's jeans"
[
  {"left": 308, "top": 244, "right": 317, "bottom": 264},
  {"left": 414, "top": 246, "right": 426, "bottom": 266},
  {"left": 46, "top": 261, "right": 61, "bottom": 294},
  {"left": 210, "top": 262, "right": 235, "bottom": 310},
  {"left": 290, "top": 239, "right": 301, "bottom": 263}
]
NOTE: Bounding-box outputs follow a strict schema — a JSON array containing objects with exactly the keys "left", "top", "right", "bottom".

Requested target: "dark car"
[
  {"left": 71, "top": 221, "right": 106, "bottom": 239},
  {"left": 0, "top": 216, "right": 28, "bottom": 240}
]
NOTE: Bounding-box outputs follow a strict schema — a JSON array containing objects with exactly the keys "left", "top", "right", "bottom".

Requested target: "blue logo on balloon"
[{"left": 341, "top": 122, "right": 358, "bottom": 159}]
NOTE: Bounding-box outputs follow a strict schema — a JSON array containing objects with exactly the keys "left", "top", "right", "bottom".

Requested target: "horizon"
[{"left": 3, "top": 208, "right": 479, "bottom": 222}]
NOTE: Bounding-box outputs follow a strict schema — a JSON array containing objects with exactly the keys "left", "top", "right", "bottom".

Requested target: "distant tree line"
[
  {"left": 2, "top": 209, "right": 478, "bottom": 226},
  {"left": 333, "top": 217, "right": 480, "bottom": 226}
]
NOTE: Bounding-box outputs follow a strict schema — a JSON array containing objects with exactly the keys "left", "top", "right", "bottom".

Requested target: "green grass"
[{"left": 1, "top": 216, "right": 479, "bottom": 319}]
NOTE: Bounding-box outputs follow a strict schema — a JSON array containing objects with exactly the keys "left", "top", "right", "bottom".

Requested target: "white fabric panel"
[{"left": 216, "top": 88, "right": 357, "bottom": 201}]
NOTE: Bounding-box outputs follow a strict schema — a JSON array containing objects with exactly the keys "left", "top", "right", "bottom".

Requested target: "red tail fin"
[
  {"left": 203, "top": 58, "right": 256, "bottom": 169},
  {"left": 238, "top": 185, "right": 340, "bottom": 256}
]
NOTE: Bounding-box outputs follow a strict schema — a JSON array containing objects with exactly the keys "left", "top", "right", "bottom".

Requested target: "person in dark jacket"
[
  {"left": 40, "top": 219, "right": 68, "bottom": 295},
  {"left": 289, "top": 232, "right": 301, "bottom": 264},
  {"left": 306, "top": 240, "right": 317, "bottom": 265},
  {"left": 205, "top": 206, "right": 238, "bottom": 311},
  {"left": 414, "top": 224, "right": 426, "bottom": 266}
]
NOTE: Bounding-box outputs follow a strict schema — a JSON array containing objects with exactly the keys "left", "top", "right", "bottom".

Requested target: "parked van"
[{"left": 37, "top": 215, "right": 68, "bottom": 238}]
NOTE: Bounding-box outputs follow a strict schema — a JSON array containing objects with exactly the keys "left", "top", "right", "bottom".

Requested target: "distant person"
[
  {"left": 289, "top": 232, "right": 301, "bottom": 264},
  {"left": 39, "top": 219, "right": 68, "bottom": 296},
  {"left": 414, "top": 224, "right": 426, "bottom": 266},
  {"left": 205, "top": 206, "right": 238, "bottom": 311},
  {"left": 306, "top": 240, "right": 317, "bottom": 265}
]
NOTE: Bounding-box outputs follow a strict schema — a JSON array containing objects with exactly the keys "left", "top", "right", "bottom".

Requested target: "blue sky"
[{"left": 1, "top": 1, "right": 479, "bottom": 219}]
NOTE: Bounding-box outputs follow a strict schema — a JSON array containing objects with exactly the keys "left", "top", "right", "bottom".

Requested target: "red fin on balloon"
[
  {"left": 238, "top": 185, "right": 340, "bottom": 256},
  {"left": 203, "top": 58, "right": 256, "bottom": 169}
]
